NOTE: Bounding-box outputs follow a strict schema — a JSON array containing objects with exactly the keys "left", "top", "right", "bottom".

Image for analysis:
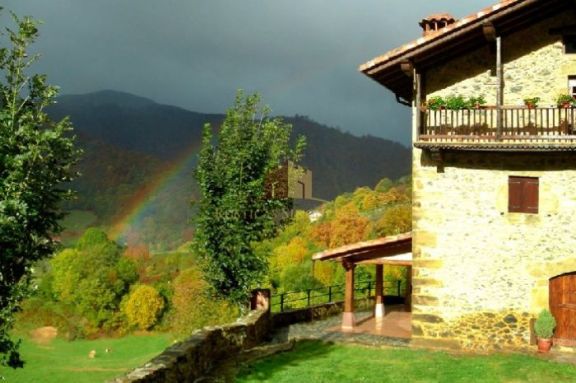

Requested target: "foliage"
[
  {"left": 122, "top": 285, "right": 165, "bottom": 330},
  {"left": 260, "top": 177, "right": 412, "bottom": 293},
  {"left": 0, "top": 10, "right": 80, "bottom": 368},
  {"left": 523, "top": 97, "right": 540, "bottom": 108},
  {"left": 426, "top": 96, "right": 446, "bottom": 110},
  {"left": 445, "top": 95, "right": 469, "bottom": 110},
  {"left": 193, "top": 90, "right": 305, "bottom": 306},
  {"left": 169, "top": 267, "right": 237, "bottom": 336},
  {"left": 556, "top": 94, "right": 575, "bottom": 107},
  {"left": 427, "top": 95, "right": 487, "bottom": 110},
  {"left": 50, "top": 229, "right": 137, "bottom": 329},
  {"left": 534, "top": 309, "right": 556, "bottom": 339},
  {"left": 468, "top": 95, "right": 486, "bottom": 108}
]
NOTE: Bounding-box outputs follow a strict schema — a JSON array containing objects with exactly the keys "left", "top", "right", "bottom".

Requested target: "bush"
[
  {"left": 122, "top": 285, "right": 165, "bottom": 330},
  {"left": 534, "top": 309, "right": 556, "bottom": 339},
  {"left": 170, "top": 268, "right": 237, "bottom": 335}
]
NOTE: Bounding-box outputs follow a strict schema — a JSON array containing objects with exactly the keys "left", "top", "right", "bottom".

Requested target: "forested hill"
[{"left": 49, "top": 90, "right": 410, "bottom": 249}]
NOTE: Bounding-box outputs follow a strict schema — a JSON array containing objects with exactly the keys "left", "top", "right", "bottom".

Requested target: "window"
[
  {"left": 569, "top": 77, "right": 576, "bottom": 98},
  {"left": 508, "top": 176, "right": 539, "bottom": 214}
]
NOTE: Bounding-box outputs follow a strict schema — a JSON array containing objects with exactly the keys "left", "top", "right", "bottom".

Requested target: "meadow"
[
  {"left": 236, "top": 340, "right": 576, "bottom": 383},
  {"left": 0, "top": 333, "right": 171, "bottom": 383}
]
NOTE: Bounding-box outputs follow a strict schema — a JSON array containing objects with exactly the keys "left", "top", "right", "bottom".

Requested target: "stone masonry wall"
[
  {"left": 426, "top": 13, "right": 576, "bottom": 106},
  {"left": 109, "top": 309, "right": 271, "bottom": 383},
  {"left": 411, "top": 150, "right": 576, "bottom": 351}
]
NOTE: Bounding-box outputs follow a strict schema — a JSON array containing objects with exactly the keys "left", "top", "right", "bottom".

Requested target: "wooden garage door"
[{"left": 550, "top": 273, "right": 576, "bottom": 345}]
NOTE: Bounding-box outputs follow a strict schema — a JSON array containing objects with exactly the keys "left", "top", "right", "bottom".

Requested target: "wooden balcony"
[{"left": 415, "top": 107, "right": 576, "bottom": 152}]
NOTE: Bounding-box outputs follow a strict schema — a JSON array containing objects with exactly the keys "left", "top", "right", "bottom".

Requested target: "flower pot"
[
  {"left": 560, "top": 102, "right": 572, "bottom": 109},
  {"left": 537, "top": 338, "right": 553, "bottom": 353},
  {"left": 525, "top": 103, "right": 536, "bottom": 109}
]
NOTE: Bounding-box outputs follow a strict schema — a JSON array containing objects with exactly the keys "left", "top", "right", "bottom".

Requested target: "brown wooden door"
[{"left": 550, "top": 273, "right": 576, "bottom": 345}]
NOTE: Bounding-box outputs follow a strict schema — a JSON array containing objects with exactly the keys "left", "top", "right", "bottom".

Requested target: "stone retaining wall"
[
  {"left": 109, "top": 309, "right": 271, "bottom": 383},
  {"left": 110, "top": 299, "right": 378, "bottom": 382}
]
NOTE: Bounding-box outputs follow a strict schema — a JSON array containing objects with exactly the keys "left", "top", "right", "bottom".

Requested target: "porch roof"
[{"left": 312, "top": 232, "right": 412, "bottom": 265}]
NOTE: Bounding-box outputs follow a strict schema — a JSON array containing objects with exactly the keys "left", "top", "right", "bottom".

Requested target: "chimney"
[{"left": 419, "top": 13, "right": 457, "bottom": 37}]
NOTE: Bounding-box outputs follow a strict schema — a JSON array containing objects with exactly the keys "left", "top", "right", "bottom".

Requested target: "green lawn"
[
  {"left": 237, "top": 340, "right": 576, "bottom": 383},
  {"left": 0, "top": 333, "right": 171, "bottom": 383}
]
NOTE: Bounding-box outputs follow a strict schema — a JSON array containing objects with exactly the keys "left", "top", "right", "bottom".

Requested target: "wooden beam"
[
  {"left": 483, "top": 22, "right": 497, "bottom": 42},
  {"left": 400, "top": 61, "right": 414, "bottom": 78}
]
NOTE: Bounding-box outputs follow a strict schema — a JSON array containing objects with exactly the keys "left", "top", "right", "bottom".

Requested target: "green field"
[
  {"left": 0, "top": 334, "right": 171, "bottom": 383},
  {"left": 236, "top": 340, "right": 576, "bottom": 383}
]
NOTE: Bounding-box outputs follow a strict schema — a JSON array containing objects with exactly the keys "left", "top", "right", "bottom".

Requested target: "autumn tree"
[
  {"left": 194, "top": 91, "right": 305, "bottom": 306},
  {"left": 0, "top": 11, "right": 80, "bottom": 368},
  {"left": 122, "top": 285, "right": 165, "bottom": 330}
]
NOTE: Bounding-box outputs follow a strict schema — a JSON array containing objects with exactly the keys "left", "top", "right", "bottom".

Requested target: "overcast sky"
[{"left": 3, "top": 0, "right": 493, "bottom": 145}]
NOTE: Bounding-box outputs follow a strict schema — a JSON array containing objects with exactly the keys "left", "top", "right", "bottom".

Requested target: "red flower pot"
[{"left": 537, "top": 338, "right": 553, "bottom": 353}]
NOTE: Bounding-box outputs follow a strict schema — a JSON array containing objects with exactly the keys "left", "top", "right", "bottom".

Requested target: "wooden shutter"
[
  {"left": 508, "top": 177, "right": 523, "bottom": 213},
  {"left": 523, "top": 177, "right": 539, "bottom": 214},
  {"left": 508, "top": 176, "right": 539, "bottom": 214}
]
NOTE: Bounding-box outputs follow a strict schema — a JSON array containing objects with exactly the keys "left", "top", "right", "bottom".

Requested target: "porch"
[{"left": 312, "top": 232, "right": 412, "bottom": 334}]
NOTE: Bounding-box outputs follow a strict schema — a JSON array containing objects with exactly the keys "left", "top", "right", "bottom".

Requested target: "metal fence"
[{"left": 270, "top": 279, "right": 407, "bottom": 313}]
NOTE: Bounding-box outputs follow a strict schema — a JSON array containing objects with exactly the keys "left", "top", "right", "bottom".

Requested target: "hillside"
[{"left": 49, "top": 90, "right": 410, "bottom": 249}]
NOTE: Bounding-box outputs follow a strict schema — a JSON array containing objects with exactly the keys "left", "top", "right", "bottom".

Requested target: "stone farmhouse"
[{"left": 316, "top": 0, "right": 576, "bottom": 351}]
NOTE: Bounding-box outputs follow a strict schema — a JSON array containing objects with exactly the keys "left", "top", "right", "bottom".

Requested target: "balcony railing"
[{"left": 419, "top": 107, "right": 576, "bottom": 144}]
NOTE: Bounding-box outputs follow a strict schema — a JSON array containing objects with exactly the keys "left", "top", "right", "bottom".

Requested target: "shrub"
[
  {"left": 534, "top": 309, "right": 556, "bottom": 339},
  {"left": 122, "top": 285, "right": 165, "bottom": 330},
  {"left": 170, "top": 268, "right": 237, "bottom": 335}
]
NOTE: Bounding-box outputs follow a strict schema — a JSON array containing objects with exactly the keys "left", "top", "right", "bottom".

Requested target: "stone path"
[{"left": 271, "top": 310, "right": 410, "bottom": 348}]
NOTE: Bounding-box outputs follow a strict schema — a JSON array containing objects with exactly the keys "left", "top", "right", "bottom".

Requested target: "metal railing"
[
  {"left": 421, "top": 106, "right": 576, "bottom": 140},
  {"left": 270, "top": 279, "right": 406, "bottom": 313}
]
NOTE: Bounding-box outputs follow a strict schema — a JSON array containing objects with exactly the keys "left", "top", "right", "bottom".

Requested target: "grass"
[
  {"left": 0, "top": 333, "right": 171, "bottom": 383},
  {"left": 236, "top": 340, "right": 576, "bottom": 383}
]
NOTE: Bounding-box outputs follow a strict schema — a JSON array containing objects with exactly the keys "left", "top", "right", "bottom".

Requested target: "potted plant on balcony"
[
  {"left": 426, "top": 96, "right": 445, "bottom": 111},
  {"left": 557, "top": 94, "right": 575, "bottom": 109},
  {"left": 445, "top": 95, "right": 468, "bottom": 110},
  {"left": 468, "top": 95, "right": 487, "bottom": 109},
  {"left": 534, "top": 309, "right": 556, "bottom": 353},
  {"left": 523, "top": 97, "right": 540, "bottom": 109}
]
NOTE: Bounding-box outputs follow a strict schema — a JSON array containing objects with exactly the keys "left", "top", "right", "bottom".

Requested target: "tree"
[
  {"left": 51, "top": 229, "right": 137, "bottom": 330},
  {"left": 194, "top": 91, "right": 305, "bottom": 306},
  {"left": 0, "top": 10, "right": 80, "bottom": 368},
  {"left": 122, "top": 284, "right": 164, "bottom": 330}
]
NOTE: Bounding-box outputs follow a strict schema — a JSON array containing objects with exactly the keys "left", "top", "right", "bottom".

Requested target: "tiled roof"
[{"left": 359, "top": 0, "right": 524, "bottom": 74}]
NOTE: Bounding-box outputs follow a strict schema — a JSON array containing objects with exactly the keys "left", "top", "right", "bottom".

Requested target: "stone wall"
[
  {"left": 110, "top": 299, "right": 377, "bottom": 382},
  {"left": 426, "top": 13, "right": 576, "bottom": 106},
  {"left": 109, "top": 309, "right": 271, "bottom": 383},
  {"left": 411, "top": 150, "right": 576, "bottom": 351}
]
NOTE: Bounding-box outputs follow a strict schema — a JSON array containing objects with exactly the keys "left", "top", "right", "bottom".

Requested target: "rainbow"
[{"left": 108, "top": 141, "right": 202, "bottom": 243}]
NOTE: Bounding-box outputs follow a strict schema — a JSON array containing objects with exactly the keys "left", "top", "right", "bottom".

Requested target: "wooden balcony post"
[
  {"left": 416, "top": 72, "right": 423, "bottom": 140},
  {"left": 496, "top": 36, "right": 503, "bottom": 140},
  {"left": 375, "top": 264, "right": 384, "bottom": 320},
  {"left": 342, "top": 260, "right": 356, "bottom": 331}
]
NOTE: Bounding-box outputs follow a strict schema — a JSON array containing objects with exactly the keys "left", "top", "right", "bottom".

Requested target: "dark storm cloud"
[{"left": 2, "top": 0, "right": 492, "bottom": 145}]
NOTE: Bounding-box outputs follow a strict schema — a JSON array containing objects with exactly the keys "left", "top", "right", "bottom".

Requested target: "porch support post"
[
  {"left": 342, "top": 260, "right": 356, "bottom": 331},
  {"left": 406, "top": 265, "right": 413, "bottom": 312},
  {"left": 375, "top": 264, "right": 384, "bottom": 320}
]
